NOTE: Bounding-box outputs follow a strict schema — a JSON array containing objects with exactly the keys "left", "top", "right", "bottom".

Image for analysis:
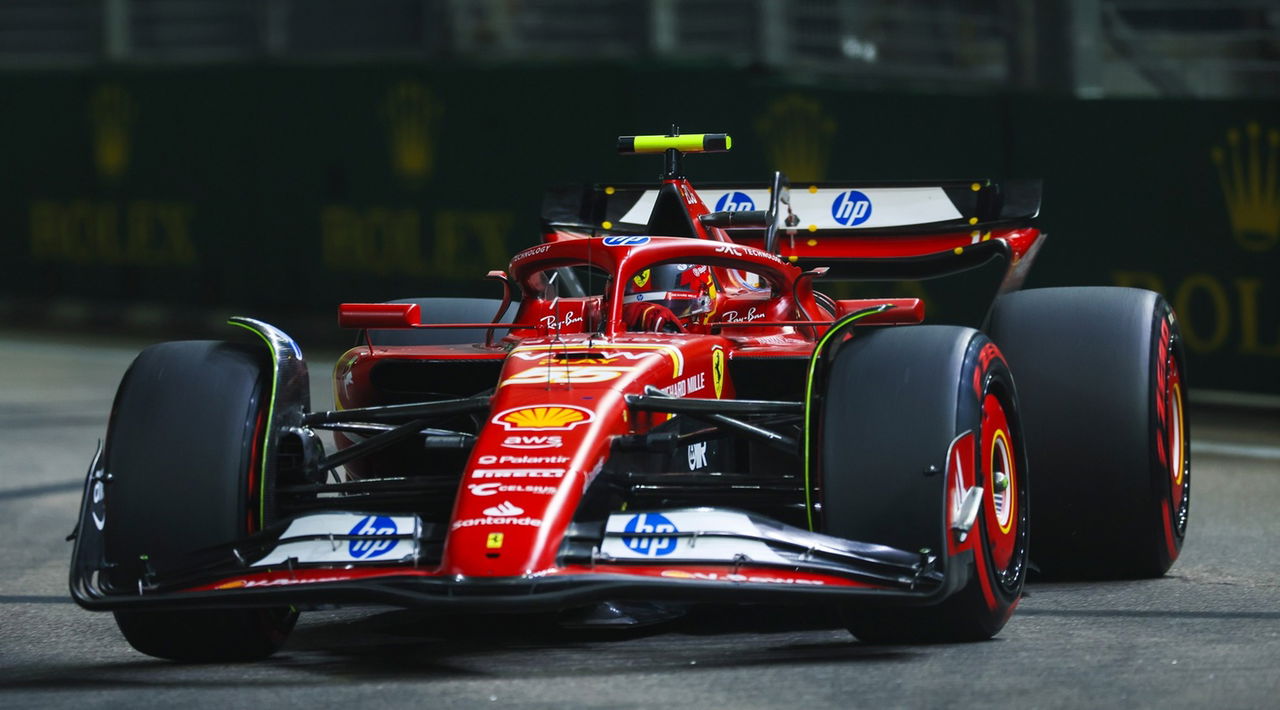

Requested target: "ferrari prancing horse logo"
[{"left": 712, "top": 349, "right": 725, "bottom": 399}]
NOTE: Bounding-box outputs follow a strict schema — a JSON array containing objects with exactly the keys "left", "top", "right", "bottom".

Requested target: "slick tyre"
[
  {"left": 103, "top": 341, "right": 296, "bottom": 661},
  {"left": 986, "top": 287, "right": 1189, "bottom": 579},
  {"left": 364, "top": 297, "right": 513, "bottom": 346},
  {"left": 816, "top": 326, "right": 1029, "bottom": 643}
]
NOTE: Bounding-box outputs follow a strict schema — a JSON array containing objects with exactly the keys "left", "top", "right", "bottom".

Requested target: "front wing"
[{"left": 70, "top": 451, "right": 962, "bottom": 613}]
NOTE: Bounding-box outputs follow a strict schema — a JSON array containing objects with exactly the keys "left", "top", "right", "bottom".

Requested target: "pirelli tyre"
[
  {"left": 364, "top": 297, "right": 514, "bottom": 346},
  {"left": 814, "top": 326, "right": 1030, "bottom": 643},
  {"left": 986, "top": 287, "right": 1189, "bottom": 579},
  {"left": 102, "top": 341, "right": 296, "bottom": 661}
]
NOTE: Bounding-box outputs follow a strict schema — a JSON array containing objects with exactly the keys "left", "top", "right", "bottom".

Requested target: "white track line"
[
  {"left": 1190, "top": 389, "right": 1280, "bottom": 410},
  {"left": 1195, "top": 441, "right": 1280, "bottom": 461}
]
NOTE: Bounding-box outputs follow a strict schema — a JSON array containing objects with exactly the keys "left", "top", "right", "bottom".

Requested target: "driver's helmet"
[{"left": 623, "top": 263, "right": 715, "bottom": 324}]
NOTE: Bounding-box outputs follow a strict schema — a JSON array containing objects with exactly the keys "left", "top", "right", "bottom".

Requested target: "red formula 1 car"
[{"left": 70, "top": 132, "right": 1190, "bottom": 661}]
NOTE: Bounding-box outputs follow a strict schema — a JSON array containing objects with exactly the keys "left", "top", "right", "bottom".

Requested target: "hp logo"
[
  {"left": 622, "top": 513, "right": 679, "bottom": 556},
  {"left": 602, "top": 235, "right": 651, "bottom": 247},
  {"left": 348, "top": 515, "right": 398, "bottom": 559},
  {"left": 714, "top": 191, "right": 756, "bottom": 212},
  {"left": 831, "top": 190, "right": 872, "bottom": 226}
]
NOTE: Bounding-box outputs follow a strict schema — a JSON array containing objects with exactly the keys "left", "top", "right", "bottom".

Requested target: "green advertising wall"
[{"left": 2, "top": 64, "right": 1277, "bottom": 395}]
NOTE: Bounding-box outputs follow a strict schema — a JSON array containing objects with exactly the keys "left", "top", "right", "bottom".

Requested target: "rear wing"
[{"left": 542, "top": 179, "right": 1041, "bottom": 239}]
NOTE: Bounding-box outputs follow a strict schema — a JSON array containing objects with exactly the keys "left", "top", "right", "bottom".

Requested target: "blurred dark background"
[{"left": 1, "top": 0, "right": 1277, "bottom": 396}]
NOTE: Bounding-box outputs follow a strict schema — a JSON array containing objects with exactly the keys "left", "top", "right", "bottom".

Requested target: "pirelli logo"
[{"left": 471, "top": 469, "right": 566, "bottom": 479}]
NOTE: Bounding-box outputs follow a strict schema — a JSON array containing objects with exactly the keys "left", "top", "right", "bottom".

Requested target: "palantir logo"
[
  {"left": 715, "top": 191, "right": 756, "bottom": 212},
  {"left": 831, "top": 190, "right": 872, "bottom": 226},
  {"left": 622, "top": 513, "right": 679, "bottom": 556},
  {"left": 348, "top": 515, "right": 398, "bottom": 559}
]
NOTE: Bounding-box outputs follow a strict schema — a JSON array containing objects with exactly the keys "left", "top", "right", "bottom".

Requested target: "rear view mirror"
[{"left": 337, "top": 302, "right": 421, "bottom": 329}]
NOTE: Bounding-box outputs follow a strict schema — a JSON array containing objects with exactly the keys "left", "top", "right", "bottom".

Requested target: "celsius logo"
[
  {"left": 469, "top": 482, "right": 558, "bottom": 497},
  {"left": 347, "top": 515, "right": 398, "bottom": 559},
  {"left": 622, "top": 513, "right": 679, "bottom": 556},
  {"left": 831, "top": 190, "right": 872, "bottom": 226},
  {"left": 602, "top": 235, "right": 650, "bottom": 247},
  {"left": 714, "top": 191, "right": 755, "bottom": 212}
]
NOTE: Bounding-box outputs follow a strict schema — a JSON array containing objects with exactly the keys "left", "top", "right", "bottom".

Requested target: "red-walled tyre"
[
  {"left": 986, "top": 287, "right": 1189, "bottom": 579},
  {"left": 103, "top": 341, "right": 297, "bottom": 661},
  {"left": 816, "top": 326, "right": 1030, "bottom": 643}
]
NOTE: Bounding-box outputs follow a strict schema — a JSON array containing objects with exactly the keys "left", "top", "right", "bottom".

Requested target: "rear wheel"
[
  {"left": 815, "top": 326, "right": 1029, "bottom": 643},
  {"left": 103, "top": 341, "right": 296, "bottom": 661},
  {"left": 986, "top": 287, "right": 1189, "bottom": 578}
]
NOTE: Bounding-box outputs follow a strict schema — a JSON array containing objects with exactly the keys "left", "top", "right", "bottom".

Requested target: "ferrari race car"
[{"left": 70, "top": 132, "right": 1190, "bottom": 661}]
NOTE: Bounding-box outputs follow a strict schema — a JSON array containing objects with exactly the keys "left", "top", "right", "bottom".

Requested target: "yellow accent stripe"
[
  {"left": 227, "top": 319, "right": 278, "bottom": 529},
  {"left": 801, "top": 304, "right": 894, "bottom": 531},
  {"left": 509, "top": 343, "right": 684, "bottom": 377},
  {"left": 992, "top": 429, "right": 1015, "bottom": 534}
]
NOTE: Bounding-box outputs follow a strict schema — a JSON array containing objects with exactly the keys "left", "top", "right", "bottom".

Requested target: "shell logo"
[{"left": 492, "top": 405, "right": 594, "bottom": 431}]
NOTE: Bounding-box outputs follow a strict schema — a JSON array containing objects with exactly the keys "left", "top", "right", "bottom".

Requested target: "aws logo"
[
  {"left": 384, "top": 81, "right": 442, "bottom": 182},
  {"left": 90, "top": 84, "right": 134, "bottom": 180},
  {"left": 1212, "top": 122, "right": 1279, "bottom": 252}
]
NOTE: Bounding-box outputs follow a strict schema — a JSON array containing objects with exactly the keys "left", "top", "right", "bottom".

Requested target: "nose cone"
[
  {"left": 440, "top": 336, "right": 714, "bottom": 577},
  {"left": 442, "top": 395, "right": 627, "bottom": 577}
]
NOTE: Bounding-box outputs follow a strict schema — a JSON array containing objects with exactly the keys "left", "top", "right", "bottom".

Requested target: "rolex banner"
[{"left": 0, "top": 66, "right": 1276, "bottom": 396}]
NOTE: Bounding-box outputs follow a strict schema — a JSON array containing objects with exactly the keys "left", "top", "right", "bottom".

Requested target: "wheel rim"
[
  {"left": 1166, "top": 357, "right": 1189, "bottom": 535},
  {"left": 981, "top": 392, "right": 1019, "bottom": 575}
]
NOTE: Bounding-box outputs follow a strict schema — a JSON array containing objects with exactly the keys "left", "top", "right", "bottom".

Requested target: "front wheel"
[
  {"left": 114, "top": 608, "right": 296, "bottom": 663},
  {"left": 102, "top": 340, "right": 297, "bottom": 661},
  {"left": 814, "top": 326, "right": 1029, "bottom": 643}
]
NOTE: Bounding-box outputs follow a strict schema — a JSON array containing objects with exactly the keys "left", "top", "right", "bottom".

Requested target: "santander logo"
[{"left": 482, "top": 501, "right": 524, "bottom": 517}]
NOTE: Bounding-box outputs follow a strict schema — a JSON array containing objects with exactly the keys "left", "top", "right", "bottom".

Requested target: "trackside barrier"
[{"left": 1, "top": 66, "right": 1276, "bottom": 395}]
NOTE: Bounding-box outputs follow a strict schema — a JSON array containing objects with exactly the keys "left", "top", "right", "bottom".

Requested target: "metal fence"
[{"left": 0, "top": 0, "right": 1277, "bottom": 97}]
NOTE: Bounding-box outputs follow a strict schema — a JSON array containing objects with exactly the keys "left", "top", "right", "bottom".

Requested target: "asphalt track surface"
[{"left": 1, "top": 330, "right": 1277, "bottom": 709}]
